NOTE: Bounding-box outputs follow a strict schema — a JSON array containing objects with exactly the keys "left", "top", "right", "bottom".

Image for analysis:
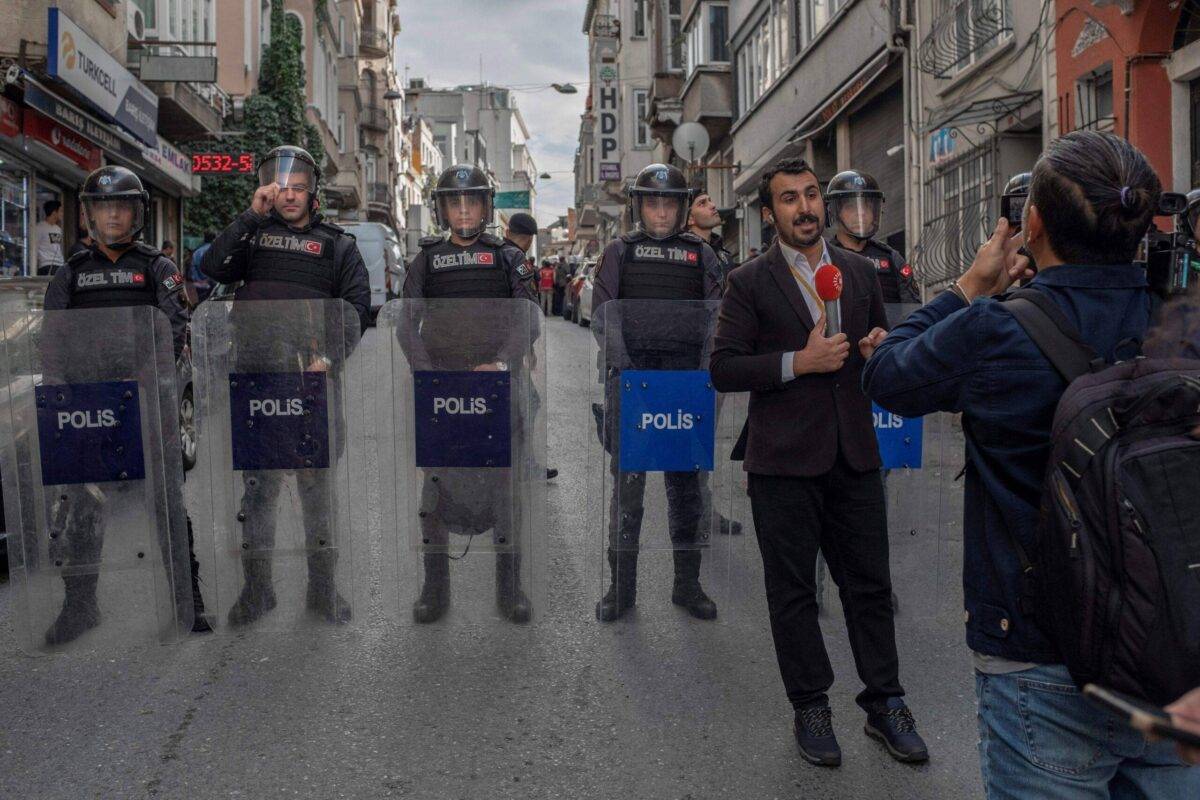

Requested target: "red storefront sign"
[
  {"left": 22, "top": 109, "right": 101, "bottom": 171},
  {"left": 0, "top": 95, "right": 20, "bottom": 138}
]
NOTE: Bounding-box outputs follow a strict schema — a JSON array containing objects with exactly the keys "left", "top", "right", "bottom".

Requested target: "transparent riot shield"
[
  {"left": 191, "top": 299, "right": 368, "bottom": 634},
  {"left": 376, "top": 298, "right": 546, "bottom": 625},
  {"left": 0, "top": 306, "right": 194, "bottom": 653},
  {"left": 586, "top": 299, "right": 742, "bottom": 624}
]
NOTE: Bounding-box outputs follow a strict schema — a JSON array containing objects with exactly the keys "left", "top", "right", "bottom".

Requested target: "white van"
[{"left": 342, "top": 222, "right": 404, "bottom": 323}]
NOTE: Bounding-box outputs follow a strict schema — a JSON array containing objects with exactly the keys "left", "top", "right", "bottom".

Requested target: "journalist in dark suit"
[{"left": 709, "top": 157, "right": 927, "bottom": 766}]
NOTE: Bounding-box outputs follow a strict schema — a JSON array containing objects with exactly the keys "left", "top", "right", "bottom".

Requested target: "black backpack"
[{"left": 1004, "top": 288, "right": 1200, "bottom": 705}]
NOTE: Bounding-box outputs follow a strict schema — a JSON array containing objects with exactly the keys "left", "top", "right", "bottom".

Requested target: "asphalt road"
[{"left": 0, "top": 314, "right": 982, "bottom": 799}]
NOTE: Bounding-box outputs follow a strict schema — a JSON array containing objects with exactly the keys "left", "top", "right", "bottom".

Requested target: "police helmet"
[
  {"left": 629, "top": 164, "right": 690, "bottom": 240},
  {"left": 258, "top": 145, "right": 321, "bottom": 211},
  {"left": 826, "top": 170, "right": 884, "bottom": 241},
  {"left": 432, "top": 164, "right": 495, "bottom": 239},
  {"left": 79, "top": 166, "right": 149, "bottom": 247}
]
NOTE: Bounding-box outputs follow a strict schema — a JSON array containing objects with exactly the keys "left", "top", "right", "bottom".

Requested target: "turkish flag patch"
[
  {"left": 878, "top": 258, "right": 890, "bottom": 270},
  {"left": 132, "top": 273, "right": 146, "bottom": 284},
  {"left": 686, "top": 251, "right": 698, "bottom": 263},
  {"left": 477, "top": 252, "right": 495, "bottom": 265},
  {"left": 900, "top": 265, "right": 913, "bottom": 278},
  {"left": 303, "top": 239, "right": 324, "bottom": 256}
]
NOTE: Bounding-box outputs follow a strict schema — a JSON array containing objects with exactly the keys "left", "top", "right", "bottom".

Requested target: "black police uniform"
[
  {"left": 201, "top": 208, "right": 370, "bottom": 626},
  {"left": 400, "top": 231, "right": 537, "bottom": 622},
  {"left": 707, "top": 231, "right": 738, "bottom": 284},
  {"left": 41, "top": 242, "right": 204, "bottom": 641},
  {"left": 853, "top": 238, "right": 920, "bottom": 304},
  {"left": 591, "top": 229, "right": 724, "bottom": 618}
]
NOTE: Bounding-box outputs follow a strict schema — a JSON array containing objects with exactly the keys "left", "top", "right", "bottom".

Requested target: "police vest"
[
  {"left": 65, "top": 245, "right": 158, "bottom": 309},
  {"left": 419, "top": 235, "right": 511, "bottom": 299},
  {"left": 246, "top": 219, "right": 341, "bottom": 297},
  {"left": 861, "top": 239, "right": 912, "bottom": 303},
  {"left": 617, "top": 234, "right": 705, "bottom": 300}
]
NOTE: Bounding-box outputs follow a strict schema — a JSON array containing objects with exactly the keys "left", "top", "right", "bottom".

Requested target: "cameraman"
[{"left": 863, "top": 131, "right": 1199, "bottom": 796}]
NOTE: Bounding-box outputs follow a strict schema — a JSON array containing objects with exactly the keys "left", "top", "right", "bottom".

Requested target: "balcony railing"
[
  {"left": 360, "top": 105, "right": 389, "bottom": 132},
  {"left": 360, "top": 26, "right": 389, "bottom": 58},
  {"left": 917, "top": 0, "right": 1013, "bottom": 79},
  {"left": 592, "top": 14, "right": 620, "bottom": 39},
  {"left": 368, "top": 182, "right": 391, "bottom": 205}
]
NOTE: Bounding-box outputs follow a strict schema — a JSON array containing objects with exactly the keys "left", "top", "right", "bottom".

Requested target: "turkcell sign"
[
  {"left": 36, "top": 381, "right": 145, "bottom": 485},
  {"left": 873, "top": 403, "right": 923, "bottom": 470},
  {"left": 413, "top": 371, "right": 511, "bottom": 469},
  {"left": 618, "top": 370, "right": 715, "bottom": 473},
  {"left": 229, "top": 372, "right": 329, "bottom": 471},
  {"left": 47, "top": 9, "right": 158, "bottom": 147}
]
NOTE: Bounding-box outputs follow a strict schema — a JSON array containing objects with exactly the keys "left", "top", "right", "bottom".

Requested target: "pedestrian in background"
[
  {"left": 538, "top": 259, "right": 555, "bottom": 316},
  {"left": 35, "top": 200, "right": 65, "bottom": 276}
]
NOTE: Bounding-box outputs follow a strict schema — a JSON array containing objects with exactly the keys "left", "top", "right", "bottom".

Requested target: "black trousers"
[{"left": 747, "top": 455, "right": 903, "bottom": 712}]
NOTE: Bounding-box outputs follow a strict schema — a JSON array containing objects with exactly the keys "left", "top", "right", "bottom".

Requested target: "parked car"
[
  {"left": 569, "top": 261, "right": 596, "bottom": 326},
  {"left": 342, "top": 222, "right": 404, "bottom": 322},
  {"left": 577, "top": 262, "right": 598, "bottom": 327}
]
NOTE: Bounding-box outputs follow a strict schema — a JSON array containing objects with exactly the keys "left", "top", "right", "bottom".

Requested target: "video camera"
[{"left": 1137, "top": 192, "right": 1197, "bottom": 298}]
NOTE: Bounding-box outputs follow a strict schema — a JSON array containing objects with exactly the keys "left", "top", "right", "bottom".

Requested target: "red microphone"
[{"left": 814, "top": 264, "right": 843, "bottom": 336}]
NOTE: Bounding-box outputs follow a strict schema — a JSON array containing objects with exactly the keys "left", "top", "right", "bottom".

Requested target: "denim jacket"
[{"left": 862, "top": 264, "right": 1150, "bottom": 662}]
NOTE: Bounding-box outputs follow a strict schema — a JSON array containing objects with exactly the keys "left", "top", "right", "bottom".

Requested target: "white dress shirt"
[{"left": 779, "top": 240, "right": 832, "bottom": 382}]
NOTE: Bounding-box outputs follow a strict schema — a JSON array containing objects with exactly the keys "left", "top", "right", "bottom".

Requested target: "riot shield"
[
  {"left": 376, "top": 298, "right": 546, "bottom": 625},
  {"left": 191, "top": 299, "right": 369, "bottom": 633},
  {"left": 586, "top": 299, "right": 743, "bottom": 624},
  {"left": 0, "top": 306, "right": 194, "bottom": 653}
]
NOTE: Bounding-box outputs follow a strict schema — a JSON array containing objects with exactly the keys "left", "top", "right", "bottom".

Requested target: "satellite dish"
[{"left": 672, "top": 122, "right": 710, "bottom": 165}]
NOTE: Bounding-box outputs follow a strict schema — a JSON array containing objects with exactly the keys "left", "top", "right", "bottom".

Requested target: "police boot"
[
  {"left": 306, "top": 551, "right": 351, "bottom": 624},
  {"left": 44, "top": 574, "right": 101, "bottom": 646},
  {"left": 671, "top": 549, "right": 717, "bottom": 620},
  {"left": 595, "top": 550, "right": 637, "bottom": 622},
  {"left": 227, "top": 558, "right": 277, "bottom": 627},
  {"left": 412, "top": 553, "right": 450, "bottom": 624},
  {"left": 495, "top": 552, "right": 531, "bottom": 624}
]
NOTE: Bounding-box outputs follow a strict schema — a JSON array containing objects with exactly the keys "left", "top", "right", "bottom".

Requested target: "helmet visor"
[
  {"left": 436, "top": 190, "right": 492, "bottom": 239},
  {"left": 633, "top": 193, "right": 688, "bottom": 240},
  {"left": 258, "top": 154, "right": 317, "bottom": 194},
  {"left": 82, "top": 197, "right": 143, "bottom": 246},
  {"left": 830, "top": 196, "right": 881, "bottom": 240}
]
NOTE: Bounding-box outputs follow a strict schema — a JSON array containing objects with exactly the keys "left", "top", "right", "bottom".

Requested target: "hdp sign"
[
  {"left": 36, "top": 380, "right": 145, "bottom": 485},
  {"left": 873, "top": 404, "right": 923, "bottom": 469},
  {"left": 413, "top": 371, "right": 511, "bottom": 468},
  {"left": 229, "top": 372, "right": 329, "bottom": 471},
  {"left": 618, "top": 370, "right": 715, "bottom": 472}
]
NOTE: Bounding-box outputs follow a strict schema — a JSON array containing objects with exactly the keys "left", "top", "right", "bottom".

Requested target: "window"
[
  {"left": 921, "top": 144, "right": 994, "bottom": 285},
  {"left": 259, "top": 0, "right": 271, "bottom": 50},
  {"left": 338, "top": 17, "right": 345, "bottom": 55},
  {"left": 935, "top": 0, "right": 1013, "bottom": 77},
  {"left": 1075, "top": 63, "right": 1114, "bottom": 131},
  {"left": 667, "top": 0, "right": 684, "bottom": 71},
  {"left": 685, "top": 2, "right": 730, "bottom": 76},
  {"left": 337, "top": 111, "right": 346, "bottom": 152},
  {"left": 633, "top": 88, "right": 651, "bottom": 147},
  {"left": 633, "top": 0, "right": 647, "bottom": 37},
  {"left": 735, "top": 3, "right": 788, "bottom": 117}
]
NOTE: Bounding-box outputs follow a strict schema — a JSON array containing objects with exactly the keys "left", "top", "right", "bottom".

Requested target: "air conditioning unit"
[{"left": 127, "top": 6, "right": 146, "bottom": 40}]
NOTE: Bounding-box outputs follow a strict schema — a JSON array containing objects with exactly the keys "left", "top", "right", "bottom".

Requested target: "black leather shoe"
[
  {"left": 865, "top": 700, "right": 929, "bottom": 763},
  {"left": 794, "top": 706, "right": 842, "bottom": 767},
  {"left": 545, "top": 468, "right": 559, "bottom": 480},
  {"left": 595, "top": 583, "right": 635, "bottom": 622},
  {"left": 718, "top": 514, "right": 743, "bottom": 536},
  {"left": 671, "top": 583, "right": 718, "bottom": 620},
  {"left": 306, "top": 582, "right": 352, "bottom": 624}
]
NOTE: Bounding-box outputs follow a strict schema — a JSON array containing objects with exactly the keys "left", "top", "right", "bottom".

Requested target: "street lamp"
[
  {"left": 551, "top": 83, "right": 578, "bottom": 94},
  {"left": 383, "top": 90, "right": 403, "bottom": 101},
  {"left": 538, "top": 172, "right": 553, "bottom": 180}
]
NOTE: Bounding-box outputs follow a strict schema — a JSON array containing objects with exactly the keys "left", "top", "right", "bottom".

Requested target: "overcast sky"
[{"left": 396, "top": 1, "right": 589, "bottom": 226}]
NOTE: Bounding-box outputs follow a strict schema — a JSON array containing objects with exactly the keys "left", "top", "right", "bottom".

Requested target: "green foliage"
[{"left": 184, "top": 0, "right": 327, "bottom": 239}]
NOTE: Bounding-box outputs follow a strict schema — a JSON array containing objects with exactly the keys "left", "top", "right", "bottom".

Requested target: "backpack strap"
[{"left": 1001, "top": 288, "right": 1098, "bottom": 382}]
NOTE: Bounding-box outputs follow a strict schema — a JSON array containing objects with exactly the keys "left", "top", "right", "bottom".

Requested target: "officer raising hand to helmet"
[{"left": 826, "top": 170, "right": 920, "bottom": 304}]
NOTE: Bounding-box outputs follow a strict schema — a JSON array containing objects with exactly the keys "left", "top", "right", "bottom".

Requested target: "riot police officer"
[
  {"left": 201, "top": 145, "right": 370, "bottom": 626},
  {"left": 688, "top": 190, "right": 737, "bottom": 282},
  {"left": 826, "top": 170, "right": 920, "bottom": 303},
  {"left": 42, "top": 165, "right": 210, "bottom": 643},
  {"left": 402, "top": 163, "right": 537, "bottom": 624},
  {"left": 591, "top": 163, "right": 725, "bottom": 622}
]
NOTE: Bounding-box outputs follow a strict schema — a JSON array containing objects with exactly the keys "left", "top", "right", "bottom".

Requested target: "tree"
[{"left": 184, "top": 0, "right": 325, "bottom": 240}]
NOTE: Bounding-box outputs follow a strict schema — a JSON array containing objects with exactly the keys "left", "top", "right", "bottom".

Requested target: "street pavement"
[{"left": 0, "top": 314, "right": 983, "bottom": 799}]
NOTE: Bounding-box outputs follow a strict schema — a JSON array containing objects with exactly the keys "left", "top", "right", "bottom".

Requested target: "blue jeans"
[{"left": 976, "top": 664, "right": 1199, "bottom": 799}]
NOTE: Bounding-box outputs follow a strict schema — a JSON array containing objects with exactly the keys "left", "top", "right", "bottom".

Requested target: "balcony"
[
  {"left": 360, "top": 26, "right": 389, "bottom": 58},
  {"left": 360, "top": 105, "right": 389, "bottom": 132},
  {"left": 368, "top": 182, "right": 391, "bottom": 206},
  {"left": 917, "top": 0, "right": 1013, "bottom": 79},
  {"left": 679, "top": 66, "right": 733, "bottom": 148}
]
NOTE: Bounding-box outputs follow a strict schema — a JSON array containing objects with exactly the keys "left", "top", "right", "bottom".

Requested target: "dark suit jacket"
[{"left": 709, "top": 241, "right": 888, "bottom": 477}]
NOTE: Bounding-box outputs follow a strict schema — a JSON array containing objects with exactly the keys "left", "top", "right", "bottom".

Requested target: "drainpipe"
[{"left": 891, "top": 0, "right": 923, "bottom": 299}]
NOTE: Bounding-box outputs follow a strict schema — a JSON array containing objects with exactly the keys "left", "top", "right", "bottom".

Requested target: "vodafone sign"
[{"left": 23, "top": 110, "right": 101, "bottom": 171}]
